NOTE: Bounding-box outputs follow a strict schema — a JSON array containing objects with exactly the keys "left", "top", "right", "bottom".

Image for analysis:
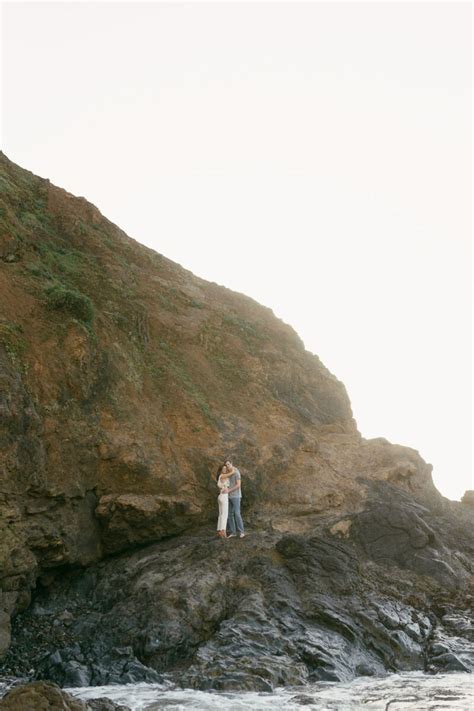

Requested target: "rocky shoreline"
[{"left": 2, "top": 484, "right": 473, "bottom": 696}]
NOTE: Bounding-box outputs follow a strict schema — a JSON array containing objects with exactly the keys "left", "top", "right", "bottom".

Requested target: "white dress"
[{"left": 217, "top": 474, "right": 229, "bottom": 531}]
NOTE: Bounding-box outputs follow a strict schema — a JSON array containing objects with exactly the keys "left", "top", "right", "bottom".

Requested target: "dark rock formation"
[
  {"left": 2, "top": 485, "right": 472, "bottom": 691},
  {"left": 0, "top": 153, "right": 472, "bottom": 692}
]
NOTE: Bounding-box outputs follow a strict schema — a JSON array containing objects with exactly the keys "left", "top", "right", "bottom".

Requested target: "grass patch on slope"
[{"left": 44, "top": 283, "right": 94, "bottom": 326}]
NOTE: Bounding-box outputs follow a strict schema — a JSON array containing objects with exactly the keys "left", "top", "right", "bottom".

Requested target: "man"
[{"left": 225, "top": 459, "right": 245, "bottom": 538}]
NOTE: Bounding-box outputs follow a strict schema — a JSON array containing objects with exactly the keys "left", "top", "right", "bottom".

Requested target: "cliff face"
[{"left": 0, "top": 153, "right": 472, "bottom": 690}]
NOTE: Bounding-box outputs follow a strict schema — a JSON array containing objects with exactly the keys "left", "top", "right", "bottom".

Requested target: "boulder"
[
  {"left": 0, "top": 681, "right": 88, "bottom": 710},
  {"left": 461, "top": 490, "right": 474, "bottom": 508}
]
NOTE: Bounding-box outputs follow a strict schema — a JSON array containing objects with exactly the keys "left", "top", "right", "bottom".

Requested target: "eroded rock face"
[
  {"left": 349, "top": 483, "right": 473, "bottom": 590},
  {"left": 94, "top": 494, "right": 202, "bottom": 553}
]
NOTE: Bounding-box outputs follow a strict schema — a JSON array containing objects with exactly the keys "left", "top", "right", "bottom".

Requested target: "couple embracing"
[{"left": 215, "top": 458, "right": 245, "bottom": 539}]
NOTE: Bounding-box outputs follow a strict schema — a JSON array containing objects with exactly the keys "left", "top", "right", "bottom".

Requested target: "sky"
[{"left": 1, "top": 1, "right": 472, "bottom": 500}]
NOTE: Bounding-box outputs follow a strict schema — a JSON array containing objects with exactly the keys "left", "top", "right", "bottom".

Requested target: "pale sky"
[{"left": 1, "top": 2, "right": 472, "bottom": 500}]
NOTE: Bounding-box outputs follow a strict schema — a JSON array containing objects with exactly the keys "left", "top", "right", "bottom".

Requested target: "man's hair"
[{"left": 215, "top": 461, "right": 229, "bottom": 482}]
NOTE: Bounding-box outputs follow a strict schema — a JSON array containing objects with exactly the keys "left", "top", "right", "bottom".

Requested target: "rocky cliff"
[{"left": 0, "top": 152, "right": 472, "bottom": 691}]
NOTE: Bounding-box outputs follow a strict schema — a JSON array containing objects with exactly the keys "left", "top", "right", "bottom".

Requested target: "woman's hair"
[
  {"left": 215, "top": 457, "right": 233, "bottom": 482},
  {"left": 215, "top": 463, "right": 225, "bottom": 482}
]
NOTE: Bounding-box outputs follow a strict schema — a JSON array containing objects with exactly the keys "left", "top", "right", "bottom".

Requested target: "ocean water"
[{"left": 62, "top": 672, "right": 473, "bottom": 710}]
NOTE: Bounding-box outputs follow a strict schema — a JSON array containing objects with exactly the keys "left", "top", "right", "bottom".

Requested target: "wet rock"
[
  {"left": 291, "top": 694, "right": 316, "bottom": 705},
  {"left": 0, "top": 680, "right": 88, "bottom": 709},
  {"left": 199, "top": 672, "right": 273, "bottom": 692},
  {"left": 87, "top": 701, "right": 130, "bottom": 711},
  {"left": 429, "top": 652, "right": 470, "bottom": 672},
  {"left": 356, "top": 664, "right": 376, "bottom": 676},
  {"left": 426, "top": 611, "right": 474, "bottom": 674},
  {"left": 61, "top": 661, "right": 92, "bottom": 687}
]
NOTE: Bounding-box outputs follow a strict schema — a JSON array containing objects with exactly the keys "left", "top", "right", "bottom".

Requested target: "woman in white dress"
[{"left": 216, "top": 463, "right": 233, "bottom": 538}]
